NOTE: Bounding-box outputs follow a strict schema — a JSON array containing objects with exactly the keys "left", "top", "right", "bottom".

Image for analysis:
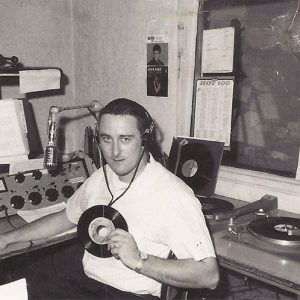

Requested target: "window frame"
[
  {"left": 191, "top": 0, "right": 300, "bottom": 213},
  {"left": 215, "top": 165, "right": 300, "bottom": 214}
]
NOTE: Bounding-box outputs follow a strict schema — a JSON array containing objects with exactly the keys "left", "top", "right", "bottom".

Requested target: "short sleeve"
[
  {"left": 65, "top": 176, "right": 90, "bottom": 224},
  {"left": 164, "top": 195, "right": 216, "bottom": 261}
]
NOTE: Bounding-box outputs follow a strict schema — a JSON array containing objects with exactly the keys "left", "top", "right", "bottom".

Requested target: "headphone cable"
[{"left": 103, "top": 148, "right": 145, "bottom": 207}]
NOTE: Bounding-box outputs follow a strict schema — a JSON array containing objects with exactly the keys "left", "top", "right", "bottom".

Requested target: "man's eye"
[
  {"left": 121, "top": 137, "right": 130, "bottom": 143},
  {"left": 102, "top": 136, "right": 111, "bottom": 143}
]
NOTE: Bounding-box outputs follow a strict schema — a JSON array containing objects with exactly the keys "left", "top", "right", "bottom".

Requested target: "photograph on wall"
[{"left": 147, "top": 36, "right": 168, "bottom": 97}]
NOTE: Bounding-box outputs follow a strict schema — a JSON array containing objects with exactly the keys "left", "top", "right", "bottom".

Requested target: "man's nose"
[{"left": 112, "top": 141, "right": 121, "bottom": 157}]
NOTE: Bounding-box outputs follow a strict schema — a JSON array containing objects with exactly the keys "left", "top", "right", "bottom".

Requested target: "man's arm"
[
  {"left": 109, "top": 229, "right": 219, "bottom": 290},
  {"left": 139, "top": 255, "right": 219, "bottom": 289},
  {"left": 0, "top": 209, "right": 75, "bottom": 250}
]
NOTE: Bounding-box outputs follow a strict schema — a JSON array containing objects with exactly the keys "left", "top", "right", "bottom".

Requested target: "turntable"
[
  {"left": 210, "top": 194, "right": 300, "bottom": 251},
  {"left": 167, "top": 138, "right": 300, "bottom": 295},
  {"left": 209, "top": 194, "right": 300, "bottom": 297},
  {"left": 222, "top": 209, "right": 300, "bottom": 256},
  {"left": 248, "top": 216, "right": 300, "bottom": 246}
]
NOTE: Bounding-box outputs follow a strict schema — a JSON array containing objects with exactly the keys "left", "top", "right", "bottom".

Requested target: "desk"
[
  {"left": 0, "top": 214, "right": 84, "bottom": 299},
  {"left": 1, "top": 197, "right": 300, "bottom": 299},
  {"left": 210, "top": 196, "right": 300, "bottom": 299},
  {"left": 0, "top": 214, "right": 77, "bottom": 260}
]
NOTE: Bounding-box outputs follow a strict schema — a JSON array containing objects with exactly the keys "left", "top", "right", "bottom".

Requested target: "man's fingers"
[{"left": 109, "top": 228, "right": 128, "bottom": 238}]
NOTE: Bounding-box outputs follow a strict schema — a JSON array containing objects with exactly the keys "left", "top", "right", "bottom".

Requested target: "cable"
[
  {"left": 103, "top": 164, "right": 114, "bottom": 202},
  {"left": 0, "top": 206, "right": 17, "bottom": 230},
  {"left": 107, "top": 148, "right": 145, "bottom": 207},
  {"left": 87, "top": 107, "right": 97, "bottom": 121}
]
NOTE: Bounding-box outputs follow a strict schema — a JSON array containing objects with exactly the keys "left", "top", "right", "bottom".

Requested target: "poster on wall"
[
  {"left": 147, "top": 35, "right": 168, "bottom": 97},
  {"left": 201, "top": 27, "right": 235, "bottom": 74},
  {"left": 194, "top": 77, "right": 234, "bottom": 146}
]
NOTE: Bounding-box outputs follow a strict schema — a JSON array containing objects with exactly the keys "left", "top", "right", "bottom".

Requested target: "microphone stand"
[{"left": 44, "top": 101, "right": 102, "bottom": 170}]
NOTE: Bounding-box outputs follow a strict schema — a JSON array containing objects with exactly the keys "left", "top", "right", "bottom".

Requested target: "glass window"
[{"left": 194, "top": 0, "right": 300, "bottom": 178}]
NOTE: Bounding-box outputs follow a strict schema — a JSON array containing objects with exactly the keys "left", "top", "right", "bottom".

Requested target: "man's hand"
[{"left": 108, "top": 229, "right": 140, "bottom": 270}]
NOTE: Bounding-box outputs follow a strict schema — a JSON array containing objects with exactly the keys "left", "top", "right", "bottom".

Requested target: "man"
[
  {"left": 147, "top": 44, "right": 165, "bottom": 66},
  {"left": 0, "top": 98, "right": 219, "bottom": 299}
]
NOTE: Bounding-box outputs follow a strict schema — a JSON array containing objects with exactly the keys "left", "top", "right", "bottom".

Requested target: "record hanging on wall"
[{"left": 168, "top": 137, "right": 224, "bottom": 198}]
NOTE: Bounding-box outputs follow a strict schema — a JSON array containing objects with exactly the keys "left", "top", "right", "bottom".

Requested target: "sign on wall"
[
  {"left": 194, "top": 77, "right": 234, "bottom": 146},
  {"left": 147, "top": 35, "right": 168, "bottom": 97}
]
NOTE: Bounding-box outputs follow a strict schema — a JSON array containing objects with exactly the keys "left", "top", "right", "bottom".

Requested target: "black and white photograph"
[
  {"left": 1, "top": 0, "right": 300, "bottom": 300},
  {"left": 147, "top": 42, "right": 168, "bottom": 97}
]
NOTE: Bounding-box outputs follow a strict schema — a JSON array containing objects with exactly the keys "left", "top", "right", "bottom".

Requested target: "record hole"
[
  {"left": 182, "top": 159, "right": 198, "bottom": 177},
  {"left": 97, "top": 225, "right": 109, "bottom": 239}
]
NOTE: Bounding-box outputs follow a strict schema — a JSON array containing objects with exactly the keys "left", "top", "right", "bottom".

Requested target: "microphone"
[
  {"left": 43, "top": 101, "right": 102, "bottom": 170},
  {"left": 44, "top": 121, "right": 57, "bottom": 170}
]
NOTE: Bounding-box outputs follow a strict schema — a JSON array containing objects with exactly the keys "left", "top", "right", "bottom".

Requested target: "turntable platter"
[
  {"left": 248, "top": 217, "right": 300, "bottom": 246},
  {"left": 198, "top": 197, "right": 234, "bottom": 216}
]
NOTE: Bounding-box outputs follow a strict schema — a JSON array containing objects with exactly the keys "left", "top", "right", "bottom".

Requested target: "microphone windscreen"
[{"left": 44, "top": 145, "right": 57, "bottom": 170}]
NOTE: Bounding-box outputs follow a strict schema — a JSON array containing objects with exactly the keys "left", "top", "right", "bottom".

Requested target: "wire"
[
  {"left": 107, "top": 148, "right": 145, "bottom": 207},
  {"left": 1, "top": 206, "right": 17, "bottom": 230},
  {"left": 87, "top": 107, "right": 97, "bottom": 121},
  {"left": 103, "top": 164, "right": 114, "bottom": 201},
  {"left": 287, "top": 0, "right": 300, "bottom": 33}
]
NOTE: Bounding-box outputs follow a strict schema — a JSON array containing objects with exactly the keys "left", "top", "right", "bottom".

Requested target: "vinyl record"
[
  {"left": 177, "top": 143, "right": 215, "bottom": 192},
  {"left": 248, "top": 217, "right": 300, "bottom": 246},
  {"left": 198, "top": 197, "right": 234, "bottom": 216},
  {"left": 77, "top": 205, "right": 128, "bottom": 257}
]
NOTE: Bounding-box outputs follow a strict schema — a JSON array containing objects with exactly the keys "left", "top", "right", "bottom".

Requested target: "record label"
[
  {"left": 182, "top": 159, "right": 198, "bottom": 177},
  {"left": 77, "top": 205, "right": 128, "bottom": 257},
  {"left": 177, "top": 143, "right": 214, "bottom": 192},
  {"left": 88, "top": 217, "right": 115, "bottom": 245}
]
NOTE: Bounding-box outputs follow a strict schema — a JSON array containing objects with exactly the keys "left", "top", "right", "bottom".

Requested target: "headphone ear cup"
[
  {"left": 142, "top": 121, "right": 155, "bottom": 146},
  {"left": 142, "top": 133, "right": 149, "bottom": 146}
]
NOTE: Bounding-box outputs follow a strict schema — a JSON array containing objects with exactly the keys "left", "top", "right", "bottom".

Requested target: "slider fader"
[{"left": 0, "top": 159, "right": 89, "bottom": 217}]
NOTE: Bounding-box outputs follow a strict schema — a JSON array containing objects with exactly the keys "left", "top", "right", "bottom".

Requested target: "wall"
[
  {"left": 0, "top": 0, "right": 75, "bottom": 154},
  {"left": 0, "top": 0, "right": 180, "bottom": 157},
  {"left": 72, "top": 0, "right": 179, "bottom": 153}
]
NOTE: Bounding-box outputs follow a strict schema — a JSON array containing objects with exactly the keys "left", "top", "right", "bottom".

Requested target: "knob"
[
  {"left": 49, "top": 169, "right": 59, "bottom": 177},
  {"left": 61, "top": 185, "right": 75, "bottom": 198},
  {"left": 45, "top": 188, "right": 59, "bottom": 202},
  {"left": 28, "top": 191, "right": 42, "bottom": 205},
  {"left": 10, "top": 195, "right": 25, "bottom": 209},
  {"left": 32, "top": 170, "right": 42, "bottom": 180},
  {"left": 15, "top": 174, "right": 25, "bottom": 183}
]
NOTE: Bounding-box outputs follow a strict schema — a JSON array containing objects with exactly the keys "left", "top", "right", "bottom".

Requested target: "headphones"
[
  {"left": 141, "top": 109, "right": 155, "bottom": 146},
  {"left": 94, "top": 103, "right": 155, "bottom": 147}
]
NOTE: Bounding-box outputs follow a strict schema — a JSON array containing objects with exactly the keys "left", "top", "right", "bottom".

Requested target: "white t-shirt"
[{"left": 66, "top": 155, "right": 216, "bottom": 297}]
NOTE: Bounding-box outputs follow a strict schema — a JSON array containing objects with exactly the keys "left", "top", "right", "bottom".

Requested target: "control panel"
[{"left": 0, "top": 159, "right": 89, "bottom": 217}]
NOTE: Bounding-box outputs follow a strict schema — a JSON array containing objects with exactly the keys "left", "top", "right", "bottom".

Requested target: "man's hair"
[
  {"left": 98, "top": 98, "right": 162, "bottom": 160},
  {"left": 153, "top": 44, "right": 161, "bottom": 53}
]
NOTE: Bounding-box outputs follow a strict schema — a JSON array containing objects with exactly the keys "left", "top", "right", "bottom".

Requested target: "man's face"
[
  {"left": 99, "top": 114, "right": 145, "bottom": 182},
  {"left": 153, "top": 50, "right": 160, "bottom": 62}
]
